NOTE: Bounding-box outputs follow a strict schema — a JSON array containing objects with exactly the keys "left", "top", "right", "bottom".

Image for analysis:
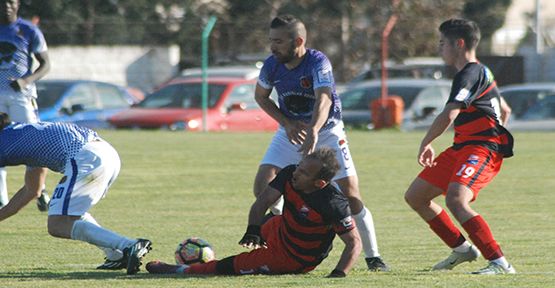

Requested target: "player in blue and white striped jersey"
[
  {"left": 0, "top": 0, "right": 52, "bottom": 210},
  {"left": 0, "top": 113, "right": 151, "bottom": 275}
]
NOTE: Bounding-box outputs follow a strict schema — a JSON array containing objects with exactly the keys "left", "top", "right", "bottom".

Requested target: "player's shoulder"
[
  {"left": 280, "top": 165, "right": 296, "bottom": 175},
  {"left": 13, "top": 18, "right": 43, "bottom": 38},
  {"left": 261, "top": 54, "right": 277, "bottom": 69},
  {"left": 306, "top": 49, "right": 330, "bottom": 63},
  {"left": 15, "top": 18, "right": 39, "bottom": 30}
]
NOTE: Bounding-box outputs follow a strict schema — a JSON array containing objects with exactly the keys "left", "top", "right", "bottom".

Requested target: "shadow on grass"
[{"left": 0, "top": 269, "right": 219, "bottom": 281}]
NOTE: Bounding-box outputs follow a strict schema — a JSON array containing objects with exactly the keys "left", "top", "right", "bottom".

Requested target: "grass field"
[{"left": 1, "top": 129, "right": 553, "bottom": 287}]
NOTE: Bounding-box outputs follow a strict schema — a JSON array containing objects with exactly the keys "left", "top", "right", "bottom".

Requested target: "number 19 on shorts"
[{"left": 456, "top": 164, "right": 475, "bottom": 179}]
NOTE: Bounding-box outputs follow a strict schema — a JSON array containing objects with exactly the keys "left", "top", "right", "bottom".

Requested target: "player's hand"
[
  {"left": 298, "top": 129, "right": 317, "bottom": 155},
  {"left": 327, "top": 269, "right": 346, "bottom": 278},
  {"left": 284, "top": 120, "right": 307, "bottom": 145},
  {"left": 418, "top": 144, "right": 435, "bottom": 167},
  {"left": 10, "top": 78, "right": 28, "bottom": 92},
  {"left": 239, "top": 225, "right": 267, "bottom": 249}
]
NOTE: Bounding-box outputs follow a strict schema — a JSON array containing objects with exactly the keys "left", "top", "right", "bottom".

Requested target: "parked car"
[
  {"left": 350, "top": 58, "right": 456, "bottom": 84},
  {"left": 108, "top": 77, "right": 278, "bottom": 132},
  {"left": 339, "top": 78, "right": 452, "bottom": 129},
  {"left": 36, "top": 80, "right": 138, "bottom": 129},
  {"left": 180, "top": 65, "right": 261, "bottom": 80},
  {"left": 505, "top": 96, "right": 555, "bottom": 131},
  {"left": 499, "top": 82, "right": 555, "bottom": 119},
  {"left": 154, "top": 65, "right": 261, "bottom": 91}
]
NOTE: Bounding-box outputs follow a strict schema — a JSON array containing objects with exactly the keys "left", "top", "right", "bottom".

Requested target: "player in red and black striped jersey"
[
  {"left": 146, "top": 147, "right": 362, "bottom": 277},
  {"left": 404, "top": 19, "right": 516, "bottom": 275}
]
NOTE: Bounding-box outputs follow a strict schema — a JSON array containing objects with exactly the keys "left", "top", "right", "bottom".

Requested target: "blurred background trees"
[{"left": 18, "top": 0, "right": 511, "bottom": 81}]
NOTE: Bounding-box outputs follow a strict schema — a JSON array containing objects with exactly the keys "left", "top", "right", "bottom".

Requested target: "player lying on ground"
[
  {"left": 147, "top": 147, "right": 362, "bottom": 277},
  {"left": 0, "top": 113, "right": 151, "bottom": 275}
]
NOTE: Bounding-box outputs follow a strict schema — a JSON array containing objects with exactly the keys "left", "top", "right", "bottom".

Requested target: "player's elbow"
[{"left": 347, "top": 233, "right": 363, "bottom": 258}]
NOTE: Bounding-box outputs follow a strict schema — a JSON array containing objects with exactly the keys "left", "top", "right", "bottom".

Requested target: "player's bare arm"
[
  {"left": 330, "top": 227, "right": 362, "bottom": 277},
  {"left": 418, "top": 103, "right": 461, "bottom": 167},
  {"left": 254, "top": 84, "right": 307, "bottom": 145},
  {"left": 11, "top": 51, "right": 51, "bottom": 92},
  {"left": 299, "top": 86, "right": 333, "bottom": 155},
  {"left": 499, "top": 96, "right": 511, "bottom": 126},
  {"left": 239, "top": 186, "right": 281, "bottom": 249},
  {"left": 0, "top": 167, "right": 46, "bottom": 221}
]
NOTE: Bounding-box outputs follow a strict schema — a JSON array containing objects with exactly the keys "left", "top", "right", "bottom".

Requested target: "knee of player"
[
  {"left": 47, "top": 222, "right": 63, "bottom": 238},
  {"left": 404, "top": 189, "right": 422, "bottom": 209},
  {"left": 444, "top": 197, "right": 468, "bottom": 214},
  {"left": 47, "top": 216, "right": 73, "bottom": 239}
]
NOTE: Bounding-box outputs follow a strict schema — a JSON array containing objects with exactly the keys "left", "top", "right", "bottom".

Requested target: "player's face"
[
  {"left": 0, "top": 0, "right": 18, "bottom": 23},
  {"left": 439, "top": 34, "right": 457, "bottom": 66},
  {"left": 269, "top": 28, "right": 296, "bottom": 64},
  {"left": 291, "top": 158, "right": 322, "bottom": 193}
]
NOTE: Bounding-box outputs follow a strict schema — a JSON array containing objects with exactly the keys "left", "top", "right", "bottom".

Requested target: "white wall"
[{"left": 45, "top": 45, "right": 180, "bottom": 93}]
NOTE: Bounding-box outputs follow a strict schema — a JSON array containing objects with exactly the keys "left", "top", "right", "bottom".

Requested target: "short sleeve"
[
  {"left": 258, "top": 57, "right": 274, "bottom": 90},
  {"left": 30, "top": 26, "right": 48, "bottom": 54},
  {"left": 311, "top": 56, "right": 334, "bottom": 90},
  {"left": 447, "top": 65, "right": 480, "bottom": 109},
  {"left": 329, "top": 193, "right": 355, "bottom": 235}
]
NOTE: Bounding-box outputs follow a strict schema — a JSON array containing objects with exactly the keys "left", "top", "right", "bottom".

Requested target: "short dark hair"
[
  {"left": 439, "top": 18, "right": 480, "bottom": 50},
  {"left": 0, "top": 112, "right": 10, "bottom": 130},
  {"left": 270, "top": 14, "right": 306, "bottom": 41},
  {"left": 305, "top": 147, "right": 340, "bottom": 182}
]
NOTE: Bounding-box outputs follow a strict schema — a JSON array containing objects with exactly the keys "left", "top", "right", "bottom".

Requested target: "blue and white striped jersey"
[
  {"left": 0, "top": 18, "right": 48, "bottom": 98},
  {"left": 0, "top": 122, "right": 98, "bottom": 172}
]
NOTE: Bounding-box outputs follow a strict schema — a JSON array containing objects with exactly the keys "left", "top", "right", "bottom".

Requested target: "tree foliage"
[{"left": 17, "top": 0, "right": 511, "bottom": 81}]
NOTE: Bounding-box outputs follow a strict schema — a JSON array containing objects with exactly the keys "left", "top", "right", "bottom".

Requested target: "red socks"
[
  {"left": 462, "top": 215, "right": 503, "bottom": 260},
  {"left": 427, "top": 210, "right": 467, "bottom": 248},
  {"left": 185, "top": 260, "right": 218, "bottom": 274}
]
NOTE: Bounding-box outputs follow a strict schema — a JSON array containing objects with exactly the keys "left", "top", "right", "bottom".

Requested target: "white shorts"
[
  {"left": 260, "top": 121, "right": 357, "bottom": 180},
  {"left": 48, "top": 140, "right": 121, "bottom": 216},
  {"left": 0, "top": 89, "right": 39, "bottom": 122}
]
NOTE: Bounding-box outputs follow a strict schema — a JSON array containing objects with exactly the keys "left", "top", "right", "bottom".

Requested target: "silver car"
[{"left": 339, "top": 78, "right": 452, "bottom": 129}]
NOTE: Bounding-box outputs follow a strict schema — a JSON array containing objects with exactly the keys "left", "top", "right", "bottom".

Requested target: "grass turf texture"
[{"left": 0, "top": 130, "right": 553, "bottom": 287}]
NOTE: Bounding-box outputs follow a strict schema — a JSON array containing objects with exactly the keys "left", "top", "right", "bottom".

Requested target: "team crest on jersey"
[
  {"left": 339, "top": 216, "right": 354, "bottom": 229},
  {"left": 299, "top": 76, "right": 312, "bottom": 89},
  {"left": 466, "top": 154, "right": 480, "bottom": 165},
  {"left": 299, "top": 205, "right": 310, "bottom": 218}
]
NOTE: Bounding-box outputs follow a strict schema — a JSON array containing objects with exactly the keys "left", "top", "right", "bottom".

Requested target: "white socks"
[
  {"left": 0, "top": 168, "right": 8, "bottom": 206},
  {"left": 491, "top": 256, "right": 510, "bottom": 268},
  {"left": 71, "top": 216, "right": 136, "bottom": 256},
  {"left": 453, "top": 241, "right": 473, "bottom": 253},
  {"left": 353, "top": 207, "right": 380, "bottom": 258},
  {"left": 80, "top": 213, "right": 124, "bottom": 261}
]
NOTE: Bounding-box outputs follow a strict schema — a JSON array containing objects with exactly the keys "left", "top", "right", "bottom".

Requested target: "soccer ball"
[{"left": 175, "top": 237, "right": 215, "bottom": 265}]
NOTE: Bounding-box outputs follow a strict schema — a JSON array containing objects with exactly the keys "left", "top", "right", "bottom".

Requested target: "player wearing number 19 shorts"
[{"left": 404, "top": 18, "right": 516, "bottom": 275}]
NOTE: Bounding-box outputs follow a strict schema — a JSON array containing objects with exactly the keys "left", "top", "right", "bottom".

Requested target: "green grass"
[{"left": 1, "top": 130, "right": 553, "bottom": 287}]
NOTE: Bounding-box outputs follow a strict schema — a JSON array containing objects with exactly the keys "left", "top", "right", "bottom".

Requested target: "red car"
[{"left": 108, "top": 77, "right": 278, "bottom": 132}]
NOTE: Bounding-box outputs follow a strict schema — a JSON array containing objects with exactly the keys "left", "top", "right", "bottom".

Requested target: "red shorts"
[
  {"left": 418, "top": 145, "right": 503, "bottom": 201},
  {"left": 232, "top": 216, "right": 315, "bottom": 275}
]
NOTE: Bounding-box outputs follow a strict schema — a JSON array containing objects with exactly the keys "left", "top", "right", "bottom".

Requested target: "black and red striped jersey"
[
  {"left": 447, "top": 62, "right": 514, "bottom": 157},
  {"left": 269, "top": 165, "right": 355, "bottom": 267}
]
